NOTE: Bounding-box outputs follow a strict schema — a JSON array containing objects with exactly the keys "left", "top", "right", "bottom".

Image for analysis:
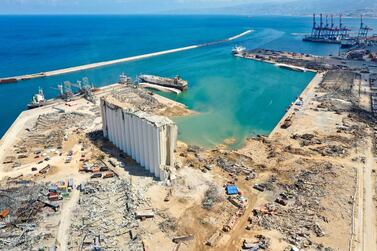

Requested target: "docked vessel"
[
  {"left": 138, "top": 75, "right": 188, "bottom": 91},
  {"left": 0, "top": 78, "right": 18, "bottom": 84},
  {"left": 302, "top": 36, "right": 341, "bottom": 44},
  {"left": 340, "top": 38, "right": 356, "bottom": 48},
  {"left": 28, "top": 87, "right": 46, "bottom": 109},
  {"left": 119, "top": 73, "right": 133, "bottom": 85},
  {"left": 232, "top": 46, "right": 246, "bottom": 55}
]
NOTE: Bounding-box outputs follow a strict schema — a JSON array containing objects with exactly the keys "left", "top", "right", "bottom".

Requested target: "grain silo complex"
[{"left": 100, "top": 95, "right": 177, "bottom": 180}]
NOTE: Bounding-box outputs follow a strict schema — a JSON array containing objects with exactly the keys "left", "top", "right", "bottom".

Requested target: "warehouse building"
[{"left": 100, "top": 97, "right": 177, "bottom": 180}]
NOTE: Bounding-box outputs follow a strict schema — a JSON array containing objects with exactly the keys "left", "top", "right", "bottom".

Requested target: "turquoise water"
[
  {"left": 1, "top": 15, "right": 375, "bottom": 147},
  {"left": 155, "top": 50, "right": 314, "bottom": 148}
]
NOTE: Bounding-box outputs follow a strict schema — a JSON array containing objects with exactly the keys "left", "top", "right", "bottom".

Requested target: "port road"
[{"left": 352, "top": 75, "right": 377, "bottom": 251}]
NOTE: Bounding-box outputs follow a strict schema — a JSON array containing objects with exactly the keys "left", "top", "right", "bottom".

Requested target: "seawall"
[{"left": 1, "top": 30, "right": 252, "bottom": 83}]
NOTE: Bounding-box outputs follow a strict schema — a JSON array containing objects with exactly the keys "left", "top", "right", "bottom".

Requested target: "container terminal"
[
  {"left": 303, "top": 14, "right": 374, "bottom": 49},
  {"left": 2, "top": 17, "right": 377, "bottom": 251}
]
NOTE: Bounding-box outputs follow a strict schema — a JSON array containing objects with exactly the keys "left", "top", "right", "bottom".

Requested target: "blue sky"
[{"left": 0, "top": 0, "right": 279, "bottom": 14}]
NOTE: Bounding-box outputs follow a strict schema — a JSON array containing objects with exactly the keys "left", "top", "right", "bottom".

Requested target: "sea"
[{"left": 1, "top": 15, "right": 377, "bottom": 148}]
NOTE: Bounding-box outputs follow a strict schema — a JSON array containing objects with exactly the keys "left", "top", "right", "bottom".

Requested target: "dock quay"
[
  {"left": 0, "top": 30, "right": 252, "bottom": 84},
  {"left": 234, "top": 48, "right": 377, "bottom": 73}
]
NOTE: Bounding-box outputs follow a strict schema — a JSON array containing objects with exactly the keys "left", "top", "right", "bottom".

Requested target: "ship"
[
  {"left": 138, "top": 75, "right": 188, "bottom": 91},
  {"left": 0, "top": 78, "right": 18, "bottom": 84},
  {"left": 302, "top": 36, "right": 341, "bottom": 44},
  {"left": 340, "top": 38, "right": 357, "bottom": 48},
  {"left": 28, "top": 87, "right": 46, "bottom": 109},
  {"left": 232, "top": 46, "right": 246, "bottom": 55},
  {"left": 119, "top": 73, "right": 133, "bottom": 85}
]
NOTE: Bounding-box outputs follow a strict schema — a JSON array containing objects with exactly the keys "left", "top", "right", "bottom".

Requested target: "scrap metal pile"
[
  {"left": 110, "top": 86, "right": 163, "bottom": 113},
  {"left": 0, "top": 182, "right": 58, "bottom": 250},
  {"left": 68, "top": 178, "right": 148, "bottom": 250},
  {"left": 249, "top": 162, "right": 339, "bottom": 250},
  {"left": 15, "top": 112, "right": 94, "bottom": 155}
]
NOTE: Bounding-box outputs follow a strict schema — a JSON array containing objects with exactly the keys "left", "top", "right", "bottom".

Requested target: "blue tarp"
[{"left": 226, "top": 185, "right": 238, "bottom": 195}]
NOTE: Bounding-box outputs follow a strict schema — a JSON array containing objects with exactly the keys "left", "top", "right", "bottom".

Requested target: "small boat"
[
  {"left": 138, "top": 75, "right": 188, "bottom": 91},
  {"left": 28, "top": 87, "right": 46, "bottom": 109},
  {"left": 232, "top": 46, "right": 246, "bottom": 55}
]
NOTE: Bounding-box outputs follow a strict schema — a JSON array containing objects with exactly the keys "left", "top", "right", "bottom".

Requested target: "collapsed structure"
[{"left": 100, "top": 96, "right": 177, "bottom": 180}]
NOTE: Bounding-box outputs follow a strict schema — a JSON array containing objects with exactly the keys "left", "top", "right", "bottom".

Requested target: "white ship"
[
  {"left": 232, "top": 46, "right": 246, "bottom": 55},
  {"left": 28, "top": 87, "right": 46, "bottom": 109}
]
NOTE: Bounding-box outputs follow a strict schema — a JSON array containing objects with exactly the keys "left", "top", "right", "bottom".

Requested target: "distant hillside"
[{"left": 167, "top": 0, "right": 377, "bottom": 17}]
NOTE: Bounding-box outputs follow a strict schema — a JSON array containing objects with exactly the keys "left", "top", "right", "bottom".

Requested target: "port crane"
[
  {"left": 358, "top": 15, "right": 373, "bottom": 39},
  {"left": 304, "top": 14, "right": 350, "bottom": 43}
]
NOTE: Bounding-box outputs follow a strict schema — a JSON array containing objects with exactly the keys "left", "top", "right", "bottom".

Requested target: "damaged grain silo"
[{"left": 100, "top": 95, "right": 177, "bottom": 180}]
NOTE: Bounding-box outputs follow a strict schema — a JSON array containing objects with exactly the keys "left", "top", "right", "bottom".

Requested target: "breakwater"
[{"left": 0, "top": 30, "right": 252, "bottom": 84}]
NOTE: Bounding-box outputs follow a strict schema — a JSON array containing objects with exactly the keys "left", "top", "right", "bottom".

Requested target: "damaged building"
[{"left": 100, "top": 96, "right": 177, "bottom": 180}]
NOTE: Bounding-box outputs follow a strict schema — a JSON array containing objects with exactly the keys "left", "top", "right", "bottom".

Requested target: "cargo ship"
[
  {"left": 302, "top": 36, "right": 341, "bottom": 44},
  {"left": 138, "top": 75, "right": 188, "bottom": 91},
  {"left": 28, "top": 87, "right": 46, "bottom": 109}
]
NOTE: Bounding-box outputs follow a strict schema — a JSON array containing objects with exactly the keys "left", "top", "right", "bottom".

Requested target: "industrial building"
[{"left": 100, "top": 96, "right": 177, "bottom": 180}]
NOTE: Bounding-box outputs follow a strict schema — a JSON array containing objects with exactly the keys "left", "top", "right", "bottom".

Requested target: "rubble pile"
[
  {"left": 202, "top": 184, "right": 224, "bottom": 209},
  {"left": 291, "top": 134, "right": 322, "bottom": 146},
  {"left": 158, "top": 211, "right": 178, "bottom": 233},
  {"left": 319, "top": 71, "right": 355, "bottom": 93},
  {"left": 250, "top": 162, "right": 336, "bottom": 249},
  {"left": 242, "top": 234, "right": 271, "bottom": 250},
  {"left": 0, "top": 183, "right": 57, "bottom": 250},
  {"left": 68, "top": 178, "right": 147, "bottom": 250},
  {"left": 215, "top": 152, "right": 255, "bottom": 175},
  {"left": 15, "top": 112, "right": 94, "bottom": 153},
  {"left": 111, "top": 86, "right": 163, "bottom": 113},
  {"left": 310, "top": 144, "right": 348, "bottom": 157}
]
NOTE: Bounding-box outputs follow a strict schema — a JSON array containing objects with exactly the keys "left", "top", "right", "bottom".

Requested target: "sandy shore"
[{"left": 1, "top": 30, "right": 252, "bottom": 83}]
